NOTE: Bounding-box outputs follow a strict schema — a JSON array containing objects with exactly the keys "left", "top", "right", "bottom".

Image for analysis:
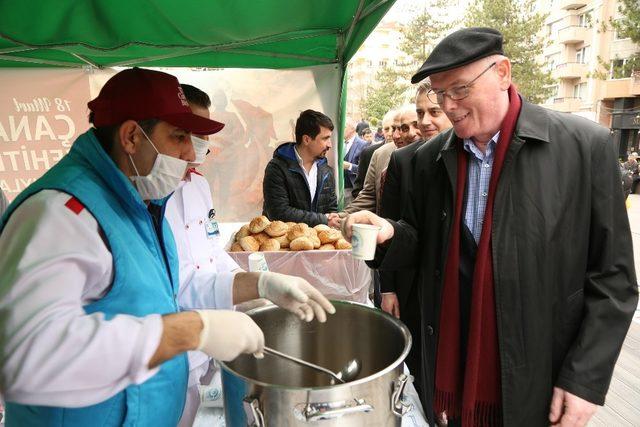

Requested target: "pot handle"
[
  {"left": 295, "top": 398, "right": 374, "bottom": 422},
  {"left": 392, "top": 373, "right": 414, "bottom": 417},
  {"left": 243, "top": 397, "right": 265, "bottom": 427}
]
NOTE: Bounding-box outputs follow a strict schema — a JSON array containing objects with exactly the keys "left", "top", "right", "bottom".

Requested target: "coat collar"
[{"left": 514, "top": 98, "right": 551, "bottom": 144}]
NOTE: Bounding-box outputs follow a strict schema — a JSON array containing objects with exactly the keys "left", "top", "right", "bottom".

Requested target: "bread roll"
[
  {"left": 239, "top": 236, "right": 259, "bottom": 252},
  {"left": 286, "top": 222, "right": 297, "bottom": 229},
  {"left": 274, "top": 233, "right": 290, "bottom": 249},
  {"left": 260, "top": 239, "right": 281, "bottom": 252},
  {"left": 230, "top": 242, "right": 244, "bottom": 252},
  {"left": 252, "top": 232, "right": 270, "bottom": 245},
  {"left": 290, "top": 236, "right": 314, "bottom": 251},
  {"left": 319, "top": 243, "right": 335, "bottom": 250},
  {"left": 235, "top": 224, "right": 251, "bottom": 241},
  {"left": 310, "top": 235, "right": 321, "bottom": 249},
  {"left": 264, "top": 220, "right": 288, "bottom": 237},
  {"left": 314, "top": 224, "right": 331, "bottom": 233},
  {"left": 318, "top": 229, "right": 341, "bottom": 244},
  {"left": 287, "top": 223, "right": 309, "bottom": 241},
  {"left": 335, "top": 238, "right": 352, "bottom": 250},
  {"left": 249, "top": 215, "right": 270, "bottom": 234},
  {"left": 306, "top": 227, "right": 318, "bottom": 238}
]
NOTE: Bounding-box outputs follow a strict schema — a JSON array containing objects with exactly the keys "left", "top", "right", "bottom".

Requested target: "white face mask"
[
  {"left": 128, "top": 125, "right": 188, "bottom": 201},
  {"left": 190, "top": 135, "right": 210, "bottom": 166}
]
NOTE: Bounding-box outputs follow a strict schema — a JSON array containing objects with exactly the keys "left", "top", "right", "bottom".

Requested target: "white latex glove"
[
  {"left": 195, "top": 310, "right": 265, "bottom": 361},
  {"left": 257, "top": 272, "right": 336, "bottom": 322}
]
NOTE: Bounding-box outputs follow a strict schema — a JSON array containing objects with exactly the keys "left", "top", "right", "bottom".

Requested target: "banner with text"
[
  {"left": 0, "top": 65, "right": 341, "bottom": 222},
  {"left": 0, "top": 69, "right": 91, "bottom": 199}
]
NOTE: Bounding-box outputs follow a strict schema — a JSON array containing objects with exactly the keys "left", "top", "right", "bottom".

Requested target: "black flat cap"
[{"left": 411, "top": 27, "right": 504, "bottom": 84}]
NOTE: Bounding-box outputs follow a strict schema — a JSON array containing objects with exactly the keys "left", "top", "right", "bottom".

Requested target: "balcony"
[
  {"left": 632, "top": 71, "right": 640, "bottom": 96},
  {"left": 546, "top": 97, "right": 583, "bottom": 112},
  {"left": 600, "top": 75, "right": 640, "bottom": 99},
  {"left": 557, "top": 26, "right": 589, "bottom": 44},
  {"left": 552, "top": 62, "right": 588, "bottom": 80},
  {"left": 558, "top": 0, "right": 587, "bottom": 10}
]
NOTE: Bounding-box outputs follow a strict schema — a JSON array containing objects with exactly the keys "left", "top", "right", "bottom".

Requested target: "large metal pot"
[{"left": 220, "top": 300, "right": 413, "bottom": 426}]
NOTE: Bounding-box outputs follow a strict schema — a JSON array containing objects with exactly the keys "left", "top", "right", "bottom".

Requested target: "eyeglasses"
[
  {"left": 427, "top": 62, "right": 496, "bottom": 105},
  {"left": 400, "top": 121, "right": 418, "bottom": 132},
  {"left": 391, "top": 125, "right": 401, "bottom": 132}
]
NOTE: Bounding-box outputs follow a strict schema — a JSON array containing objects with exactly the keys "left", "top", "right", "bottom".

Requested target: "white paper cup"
[
  {"left": 248, "top": 252, "right": 269, "bottom": 272},
  {"left": 351, "top": 223, "right": 380, "bottom": 260}
]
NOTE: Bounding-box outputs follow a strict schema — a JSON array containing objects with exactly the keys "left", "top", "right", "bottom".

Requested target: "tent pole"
[
  {"left": 0, "top": 54, "right": 82, "bottom": 68},
  {"left": 0, "top": 47, "right": 34, "bottom": 55},
  {"left": 67, "top": 52, "right": 101, "bottom": 69},
  {"left": 358, "top": 0, "right": 393, "bottom": 22},
  {"left": 335, "top": 27, "right": 348, "bottom": 210},
  {"left": 342, "top": 0, "right": 367, "bottom": 59},
  {"left": 109, "top": 48, "right": 337, "bottom": 68}
]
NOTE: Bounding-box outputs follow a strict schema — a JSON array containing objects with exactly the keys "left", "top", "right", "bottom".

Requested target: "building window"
[
  {"left": 378, "top": 60, "right": 387, "bottom": 67},
  {"left": 573, "top": 82, "right": 587, "bottom": 100},
  {"left": 547, "top": 20, "right": 562, "bottom": 39},
  {"left": 546, "top": 54, "right": 559, "bottom": 72},
  {"left": 576, "top": 46, "right": 590, "bottom": 64},
  {"left": 578, "top": 12, "right": 591, "bottom": 27},
  {"left": 547, "top": 85, "right": 559, "bottom": 103},
  {"left": 609, "top": 58, "right": 633, "bottom": 79}
]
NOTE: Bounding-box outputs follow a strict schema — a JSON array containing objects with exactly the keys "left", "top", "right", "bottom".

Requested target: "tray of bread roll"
[{"left": 228, "top": 216, "right": 352, "bottom": 253}]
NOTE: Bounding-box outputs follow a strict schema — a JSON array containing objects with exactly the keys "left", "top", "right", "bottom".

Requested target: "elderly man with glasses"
[{"left": 343, "top": 27, "right": 637, "bottom": 427}]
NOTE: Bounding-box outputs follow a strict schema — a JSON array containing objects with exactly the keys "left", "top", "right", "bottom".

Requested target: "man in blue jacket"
[
  {"left": 342, "top": 118, "right": 369, "bottom": 205},
  {"left": 0, "top": 69, "right": 335, "bottom": 427},
  {"left": 263, "top": 110, "right": 340, "bottom": 227}
]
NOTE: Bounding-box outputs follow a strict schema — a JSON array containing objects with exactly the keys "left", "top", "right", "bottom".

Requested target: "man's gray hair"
[{"left": 416, "top": 79, "right": 431, "bottom": 96}]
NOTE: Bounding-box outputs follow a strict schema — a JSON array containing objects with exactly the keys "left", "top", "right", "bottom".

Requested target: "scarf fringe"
[
  {"left": 434, "top": 388, "right": 459, "bottom": 417},
  {"left": 462, "top": 401, "right": 502, "bottom": 427},
  {"left": 435, "top": 391, "right": 502, "bottom": 427}
]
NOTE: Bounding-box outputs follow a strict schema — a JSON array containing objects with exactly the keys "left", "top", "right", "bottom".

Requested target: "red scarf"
[{"left": 434, "top": 85, "right": 521, "bottom": 426}]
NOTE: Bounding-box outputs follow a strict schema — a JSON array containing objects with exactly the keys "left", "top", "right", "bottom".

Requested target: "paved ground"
[{"left": 590, "top": 195, "right": 640, "bottom": 425}]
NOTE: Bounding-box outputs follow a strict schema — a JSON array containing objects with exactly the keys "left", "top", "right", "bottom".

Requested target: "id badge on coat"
[{"left": 206, "top": 208, "right": 220, "bottom": 239}]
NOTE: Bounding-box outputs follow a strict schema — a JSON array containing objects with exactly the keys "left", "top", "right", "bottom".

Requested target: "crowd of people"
[{"left": 0, "top": 26, "right": 638, "bottom": 427}]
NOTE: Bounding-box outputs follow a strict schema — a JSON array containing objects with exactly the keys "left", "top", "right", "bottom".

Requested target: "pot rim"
[{"left": 219, "top": 299, "right": 413, "bottom": 390}]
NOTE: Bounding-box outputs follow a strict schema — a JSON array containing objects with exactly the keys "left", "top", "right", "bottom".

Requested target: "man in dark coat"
[
  {"left": 379, "top": 81, "right": 452, "bottom": 398},
  {"left": 263, "top": 110, "right": 339, "bottom": 226},
  {"left": 343, "top": 28, "right": 638, "bottom": 426}
]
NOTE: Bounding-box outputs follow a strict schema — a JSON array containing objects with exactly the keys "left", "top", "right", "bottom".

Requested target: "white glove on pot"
[
  {"left": 195, "top": 310, "right": 265, "bottom": 360},
  {"left": 257, "top": 272, "right": 336, "bottom": 322}
]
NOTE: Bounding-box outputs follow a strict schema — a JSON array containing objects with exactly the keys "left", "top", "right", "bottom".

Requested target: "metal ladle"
[{"left": 263, "top": 346, "right": 361, "bottom": 384}]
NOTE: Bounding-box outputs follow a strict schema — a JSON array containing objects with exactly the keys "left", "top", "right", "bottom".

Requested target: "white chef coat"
[
  {"left": 165, "top": 171, "right": 240, "bottom": 387},
  {"left": 0, "top": 188, "right": 236, "bottom": 408}
]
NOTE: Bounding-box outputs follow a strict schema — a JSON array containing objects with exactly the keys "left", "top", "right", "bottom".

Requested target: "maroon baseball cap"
[{"left": 88, "top": 68, "right": 224, "bottom": 135}]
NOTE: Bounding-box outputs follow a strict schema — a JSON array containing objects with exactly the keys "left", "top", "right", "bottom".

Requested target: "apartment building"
[
  {"left": 541, "top": 0, "right": 639, "bottom": 156},
  {"left": 346, "top": 21, "right": 410, "bottom": 120}
]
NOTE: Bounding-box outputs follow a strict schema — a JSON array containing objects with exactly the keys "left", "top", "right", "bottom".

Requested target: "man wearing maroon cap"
[{"left": 0, "top": 68, "right": 334, "bottom": 426}]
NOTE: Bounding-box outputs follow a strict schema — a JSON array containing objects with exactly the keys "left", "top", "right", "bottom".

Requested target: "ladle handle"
[{"left": 263, "top": 346, "right": 345, "bottom": 384}]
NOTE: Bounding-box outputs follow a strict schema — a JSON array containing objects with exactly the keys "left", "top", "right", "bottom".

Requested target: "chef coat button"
[
  {"left": 199, "top": 220, "right": 203, "bottom": 225},
  {"left": 209, "top": 258, "right": 213, "bottom": 263},
  {"left": 196, "top": 265, "right": 200, "bottom": 270},
  {"left": 185, "top": 225, "right": 189, "bottom": 230},
  {"left": 441, "top": 210, "right": 447, "bottom": 220},
  {"left": 434, "top": 269, "right": 441, "bottom": 278},
  {"left": 426, "top": 325, "right": 434, "bottom": 335}
]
